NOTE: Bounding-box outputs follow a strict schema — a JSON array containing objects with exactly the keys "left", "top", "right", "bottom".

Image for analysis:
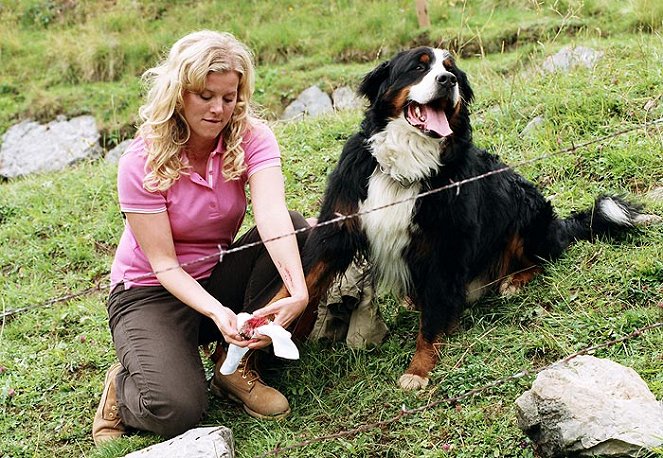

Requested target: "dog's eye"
[{"left": 414, "top": 64, "right": 426, "bottom": 71}]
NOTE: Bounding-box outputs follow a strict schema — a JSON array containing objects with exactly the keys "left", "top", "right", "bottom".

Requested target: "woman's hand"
[
  {"left": 247, "top": 294, "right": 308, "bottom": 350},
  {"left": 252, "top": 294, "right": 308, "bottom": 329},
  {"left": 210, "top": 306, "right": 251, "bottom": 347}
]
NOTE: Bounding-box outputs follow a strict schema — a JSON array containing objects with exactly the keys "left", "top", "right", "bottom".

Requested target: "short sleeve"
[
  {"left": 244, "top": 122, "right": 282, "bottom": 178},
  {"left": 117, "top": 138, "right": 167, "bottom": 214}
]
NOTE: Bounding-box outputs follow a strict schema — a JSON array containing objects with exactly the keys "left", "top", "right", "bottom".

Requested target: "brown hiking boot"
[
  {"left": 92, "top": 362, "right": 125, "bottom": 445},
  {"left": 210, "top": 348, "right": 291, "bottom": 420}
]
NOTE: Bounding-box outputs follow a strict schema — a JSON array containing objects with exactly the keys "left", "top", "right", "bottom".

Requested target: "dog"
[{"left": 295, "top": 46, "right": 651, "bottom": 390}]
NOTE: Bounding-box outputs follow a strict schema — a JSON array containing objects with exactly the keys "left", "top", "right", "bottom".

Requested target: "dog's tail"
[{"left": 538, "top": 196, "right": 656, "bottom": 260}]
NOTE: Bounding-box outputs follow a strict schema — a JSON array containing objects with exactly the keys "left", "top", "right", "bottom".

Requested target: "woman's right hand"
[{"left": 212, "top": 306, "right": 250, "bottom": 347}]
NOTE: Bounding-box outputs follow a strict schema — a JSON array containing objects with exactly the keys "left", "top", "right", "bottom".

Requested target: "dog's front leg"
[
  {"left": 399, "top": 330, "right": 440, "bottom": 390},
  {"left": 399, "top": 280, "right": 464, "bottom": 390}
]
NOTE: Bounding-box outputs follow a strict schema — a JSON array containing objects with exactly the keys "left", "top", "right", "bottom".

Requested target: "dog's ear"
[{"left": 358, "top": 60, "right": 391, "bottom": 104}]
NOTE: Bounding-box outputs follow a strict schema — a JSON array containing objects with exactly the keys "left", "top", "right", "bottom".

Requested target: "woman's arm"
[
  {"left": 248, "top": 167, "right": 309, "bottom": 329},
  {"left": 125, "top": 211, "right": 248, "bottom": 347}
]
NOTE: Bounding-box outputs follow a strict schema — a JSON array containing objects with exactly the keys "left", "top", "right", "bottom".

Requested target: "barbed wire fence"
[
  {"left": 1, "top": 117, "right": 662, "bottom": 455},
  {"left": 258, "top": 321, "right": 663, "bottom": 457},
  {"left": 3, "top": 117, "right": 661, "bottom": 320}
]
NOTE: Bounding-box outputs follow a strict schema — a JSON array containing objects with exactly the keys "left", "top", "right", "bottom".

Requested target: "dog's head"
[{"left": 359, "top": 47, "right": 473, "bottom": 141}]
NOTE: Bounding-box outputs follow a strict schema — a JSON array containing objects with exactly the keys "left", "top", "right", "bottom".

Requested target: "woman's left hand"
[{"left": 247, "top": 294, "right": 308, "bottom": 349}]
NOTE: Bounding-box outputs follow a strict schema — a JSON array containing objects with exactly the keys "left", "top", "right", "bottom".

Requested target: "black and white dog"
[{"left": 296, "top": 46, "right": 651, "bottom": 390}]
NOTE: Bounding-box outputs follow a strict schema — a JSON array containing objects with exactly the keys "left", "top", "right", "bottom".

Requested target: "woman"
[{"left": 93, "top": 30, "right": 310, "bottom": 444}]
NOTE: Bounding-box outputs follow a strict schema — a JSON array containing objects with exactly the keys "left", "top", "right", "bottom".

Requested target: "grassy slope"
[{"left": 1, "top": 1, "right": 663, "bottom": 457}]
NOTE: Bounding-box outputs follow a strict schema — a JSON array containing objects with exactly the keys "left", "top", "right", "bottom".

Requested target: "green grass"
[
  {"left": 1, "top": 0, "right": 662, "bottom": 138},
  {"left": 1, "top": 1, "right": 663, "bottom": 457}
]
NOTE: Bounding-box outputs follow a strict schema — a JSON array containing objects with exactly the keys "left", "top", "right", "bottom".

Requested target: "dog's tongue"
[{"left": 407, "top": 104, "right": 453, "bottom": 137}]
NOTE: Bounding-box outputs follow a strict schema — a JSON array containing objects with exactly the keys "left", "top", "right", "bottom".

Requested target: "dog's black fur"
[{"left": 296, "top": 46, "right": 647, "bottom": 390}]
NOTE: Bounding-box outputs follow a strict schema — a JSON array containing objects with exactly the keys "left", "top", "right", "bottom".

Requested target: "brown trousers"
[{"left": 106, "top": 211, "right": 309, "bottom": 437}]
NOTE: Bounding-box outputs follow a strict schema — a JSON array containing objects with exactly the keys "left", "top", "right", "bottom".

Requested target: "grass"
[{"left": 1, "top": 1, "right": 663, "bottom": 457}]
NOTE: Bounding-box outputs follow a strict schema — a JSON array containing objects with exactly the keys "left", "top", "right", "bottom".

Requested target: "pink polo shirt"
[{"left": 110, "top": 122, "right": 281, "bottom": 289}]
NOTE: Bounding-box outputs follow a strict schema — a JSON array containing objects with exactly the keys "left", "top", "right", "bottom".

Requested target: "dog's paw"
[
  {"left": 398, "top": 373, "right": 429, "bottom": 390},
  {"left": 633, "top": 213, "right": 662, "bottom": 226},
  {"left": 498, "top": 276, "right": 521, "bottom": 297}
]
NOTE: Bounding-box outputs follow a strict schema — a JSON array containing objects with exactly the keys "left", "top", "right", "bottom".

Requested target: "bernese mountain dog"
[{"left": 295, "top": 46, "right": 651, "bottom": 390}]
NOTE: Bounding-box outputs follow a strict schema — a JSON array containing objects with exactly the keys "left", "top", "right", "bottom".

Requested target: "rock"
[
  {"left": 123, "top": 426, "right": 234, "bottom": 458},
  {"left": 105, "top": 139, "right": 134, "bottom": 164},
  {"left": 648, "top": 186, "right": 663, "bottom": 202},
  {"left": 332, "top": 86, "right": 365, "bottom": 111},
  {"left": 520, "top": 115, "right": 545, "bottom": 137},
  {"left": 0, "top": 115, "right": 102, "bottom": 178},
  {"left": 541, "top": 46, "right": 604, "bottom": 74},
  {"left": 281, "top": 85, "right": 333, "bottom": 121},
  {"left": 515, "top": 355, "right": 663, "bottom": 457}
]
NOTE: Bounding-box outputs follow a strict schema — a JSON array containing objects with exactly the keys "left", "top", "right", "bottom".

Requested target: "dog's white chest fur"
[
  {"left": 359, "top": 170, "right": 421, "bottom": 296},
  {"left": 359, "top": 118, "right": 443, "bottom": 295},
  {"left": 367, "top": 117, "right": 443, "bottom": 183}
]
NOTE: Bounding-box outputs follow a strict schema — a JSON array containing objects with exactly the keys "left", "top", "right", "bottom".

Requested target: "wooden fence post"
[{"left": 415, "top": 0, "right": 431, "bottom": 28}]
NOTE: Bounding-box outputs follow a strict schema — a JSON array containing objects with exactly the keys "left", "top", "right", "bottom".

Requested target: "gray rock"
[
  {"left": 648, "top": 186, "right": 663, "bottom": 202},
  {"left": 541, "top": 46, "right": 604, "bottom": 74},
  {"left": 521, "top": 115, "right": 545, "bottom": 137},
  {"left": 105, "top": 139, "right": 134, "bottom": 164},
  {"left": 515, "top": 355, "right": 663, "bottom": 457},
  {"left": 281, "top": 85, "right": 333, "bottom": 121},
  {"left": 0, "top": 115, "right": 102, "bottom": 178},
  {"left": 332, "top": 86, "right": 365, "bottom": 111},
  {"left": 123, "top": 426, "right": 234, "bottom": 458}
]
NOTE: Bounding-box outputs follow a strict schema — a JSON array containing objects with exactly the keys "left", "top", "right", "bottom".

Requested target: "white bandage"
[{"left": 219, "top": 312, "right": 300, "bottom": 375}]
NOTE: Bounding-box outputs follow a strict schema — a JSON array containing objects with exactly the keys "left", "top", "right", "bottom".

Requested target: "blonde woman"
[{"left": 93, "top": 30, "right": 310, "bottom": 444}]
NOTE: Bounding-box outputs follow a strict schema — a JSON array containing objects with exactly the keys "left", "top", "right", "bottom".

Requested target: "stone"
[
  {"left": 648, "top": 186, "right": 663, "bottom": 202},
  {"left": 281, "top": 85, "right": 333, "bottom": 121},
  {"left": 520, "top": 115, "right": 545, "bottom": 137},
  {"left": 541, "top": 46, "right": 604, "bottom": 74},
  {"left": 123, "top": 426, "right": 234, "bottom": 458},
  {"left": 515, "top": 355, "right": 663, "bottom": 457},
  {"left": 105, "top": 139, "right": 134, "bottom": 164},
  {"left": 332, "top": 86, "right": 365, "bottom": 111},
  {"left": 0, "top": 115, "right": 102, "bottom": 178}
]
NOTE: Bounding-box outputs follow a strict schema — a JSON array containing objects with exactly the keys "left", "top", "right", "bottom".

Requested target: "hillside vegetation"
[{"left": 1, "top": 1, "right": 662, "bottom": 457}]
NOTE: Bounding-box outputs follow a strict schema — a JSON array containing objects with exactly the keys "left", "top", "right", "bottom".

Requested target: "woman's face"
[{"left": 182, "top": 71, "right": 240, "bottom": 150}]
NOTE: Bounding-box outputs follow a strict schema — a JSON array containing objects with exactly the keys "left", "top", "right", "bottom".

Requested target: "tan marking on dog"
[
  {"left": 499, "top": 267, "right": 543, "bottom": 296},
  {"left": 496, "top": 234, "right": 542, "bottom": 296},
  {"left": 392, "top": 87, "right": 410, "bottom": 114},
  {"left": 497, "top": 234, "right": 524, "bottom": 278},
  {"left": 400, "top": 331, "right": 440, "bottom": 390}
]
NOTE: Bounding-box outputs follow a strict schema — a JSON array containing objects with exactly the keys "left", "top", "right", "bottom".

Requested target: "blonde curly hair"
[{"left": 138, "top": 30, "right": 257, "bottom": 191}]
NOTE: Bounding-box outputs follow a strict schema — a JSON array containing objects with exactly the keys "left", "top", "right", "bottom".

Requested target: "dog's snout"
[{"left": 436, "top": 72, "right": 457, "bottom": 88}]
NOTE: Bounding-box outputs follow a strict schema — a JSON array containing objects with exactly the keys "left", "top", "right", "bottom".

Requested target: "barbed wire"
[
  {"left": 1, "top": 277, "right": 108, "bottom": 319},
  {"left": 2, "top": 117, "right": 662, "bottom": 320},
  {"left": 258, "top": 321, "right": 663, "bottom": 457}
]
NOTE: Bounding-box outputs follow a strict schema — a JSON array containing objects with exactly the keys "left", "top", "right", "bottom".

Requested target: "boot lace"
[{"left": 238, "top": 359, "right": 260, "bottom": 386}]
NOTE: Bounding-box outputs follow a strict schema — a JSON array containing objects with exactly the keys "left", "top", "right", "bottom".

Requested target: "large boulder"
[
  {"left": 541, "top": 45, "right": 604, "bottom": 74},
  {"left": 515, "top": 355, "right": 663, "bottom": 457},
  {"left": 105, "top": 138, "right": 134, "bottom": 164},
  {"left": 0, "top": 115, "right": 102, "bottom": 178},
  {"left": 281, "top": 85, "right": 333, "bottom": 121},
  {"left": 332, "top": 86, "right": 365, "bottom": 111},
  {"left": 123, "top": 426, "right": 234, "bottom": 458}
]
